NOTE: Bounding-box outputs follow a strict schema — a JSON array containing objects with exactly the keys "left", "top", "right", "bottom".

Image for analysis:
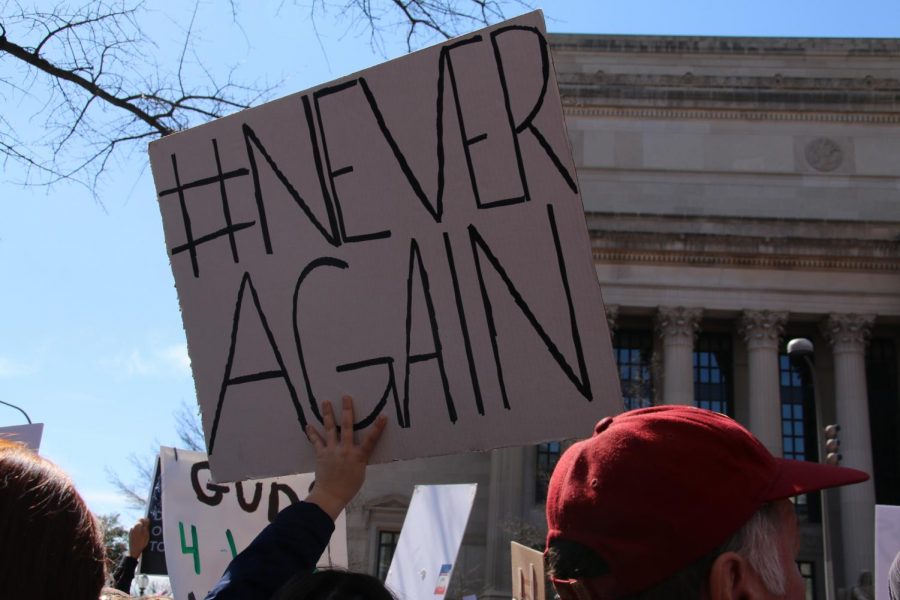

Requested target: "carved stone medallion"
[{"left": 805, "top": 138, "right": 843, "bottom": 172}]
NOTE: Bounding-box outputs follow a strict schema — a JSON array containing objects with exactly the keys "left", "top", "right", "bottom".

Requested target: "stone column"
[
  {"left": 821, "top": 313, "right": 876, "bottom": 585},
  {"left": 605, "top": 304, "right": 619, "bottom": 340},
  {"left": 655, "top": 307, "right": 702, "bottom": 406},
  {"left": 739, "top": 310, "right": 788, "bottom": 456},
  {"left": 482, "top": 446, "right": 527, "bottom": 600}
]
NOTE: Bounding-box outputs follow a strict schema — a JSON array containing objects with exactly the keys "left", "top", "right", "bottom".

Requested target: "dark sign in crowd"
[{"left": 0, "top": 12, "right": 873, "bottom": 600}]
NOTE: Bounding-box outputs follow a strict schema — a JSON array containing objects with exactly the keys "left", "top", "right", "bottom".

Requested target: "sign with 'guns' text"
[{"left": 159, "top": 447, "right": 347, "bottom": 600}]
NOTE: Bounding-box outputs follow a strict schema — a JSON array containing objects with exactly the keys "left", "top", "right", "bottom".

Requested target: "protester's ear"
[{"left": 708, "top": 551, "right": 768, "bottom": 600}]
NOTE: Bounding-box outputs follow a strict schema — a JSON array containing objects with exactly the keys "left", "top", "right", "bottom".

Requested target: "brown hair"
[{"left": 0, "top": 439, "right": 106, "bottom": 598}]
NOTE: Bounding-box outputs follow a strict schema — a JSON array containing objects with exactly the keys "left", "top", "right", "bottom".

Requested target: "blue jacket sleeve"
[
  {"left": 204, "top": 501, "right": 335, "bottom": 600},
  {"left": 112, "top": 555, "right": 138, "bottom": 592}
]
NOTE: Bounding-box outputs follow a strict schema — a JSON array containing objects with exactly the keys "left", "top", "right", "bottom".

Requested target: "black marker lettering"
[
  {"left": 314, "top": 81, "right": 391, "bottom": 243},
  {"left": 403, "top": 239, "right": 455, "bottom": 427},
  {"left": 490, "top": 26, "right": 578, "bottom": 197},
  {"left": 438, "top": 35, "right": 523, "bottom": 210},
  {"left": 208, "top": 272, "right": 307, "bottom": 455},
  {"left": 358, "top": 78, "right": 441, "bottom": 222},
  {"left": 335, "top": 357, "right": 402, "bottom": 428},
  {"left": 292, "top": 257, "right": 348, "bottom": 426},
  {"left": 158, "top": 141, "right": 256, "bottom": 278},
  {"left": 242, "top": 123, "right": 340, "bottom": 248},
  {"left": 468, "top": 204, "right": 592, "bottom": 406},
  {"left": 235, "top": 481, "right": 263, "bottom": 513},
  {"left": 190, "top": 461, "right": 228, "bottom": 506},
  {"left": 268, "top": 482, "right": 300, "bottom": 522},
  {"left": 443, "top": 233, "right": 484, "bottom": 415},
  {"left": 293, "top": 257, "right": 395, "bottom": 428}
]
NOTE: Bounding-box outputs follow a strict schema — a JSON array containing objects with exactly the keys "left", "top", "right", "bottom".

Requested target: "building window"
[
  {"left": 780, "top": 353, "right": 809, "bottom": 461},
  {"left": 797, "top": 561, "right": 815, "bottom": 600},
  {"left": 375, "top": 530, "right": 400, "bottom": 581},
  {"left": 693, "top": 333, "right": 733, "bottom": 416},
  {"left": 614, "top": 330, "right": 654, "bottom": 410},
  {"left": 779, "top": 353, "right": 819, "bottom": 521},
  {"left": 867, "top": 338, "right": 900, "bottom": 505},
  {"left": 535, "top": 441, "right": 562, "bottom": 503}
]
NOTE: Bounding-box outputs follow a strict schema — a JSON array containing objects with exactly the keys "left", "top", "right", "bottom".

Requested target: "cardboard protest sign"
[
  {"left": 876, "top": 505, "right": 900, "bottom": 600},
  {"left": 385, "top": 484, "right": 477, "bottom": 600},
  {"left": 0, "top": 423, "right": 44, "bottom": 451},
  {"left": 148, "top": 10, "right": 620, "bottom": 482},
  {"left": 159, "top": 447, "right": 347, "bottom": 600},
  {"left": 140, "top": 458, "right": 167, "bottom": 575},
  {"left": 511, "top": 541, "right": 545, "bottom": 600}
]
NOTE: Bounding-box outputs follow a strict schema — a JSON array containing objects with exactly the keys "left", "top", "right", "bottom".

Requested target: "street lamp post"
[
  {"left": 787, "top": 338, "right": 835, "bottom": 600},
  {"left": 0, "top": 399, "right": 32, "bottom": 424}
]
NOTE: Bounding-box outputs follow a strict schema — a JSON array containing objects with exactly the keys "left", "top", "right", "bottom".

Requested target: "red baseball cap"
[{"left": 545, "top": 405, "right": 869, "bottom": 598}]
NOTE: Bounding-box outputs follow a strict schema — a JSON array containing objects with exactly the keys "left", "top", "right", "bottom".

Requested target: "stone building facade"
[{"left": 344, "top": 34, "right": 900, "bottom": 600}]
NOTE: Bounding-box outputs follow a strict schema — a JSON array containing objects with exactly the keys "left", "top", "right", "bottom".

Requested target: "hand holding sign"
[
  {"left": 128, "top": 518, "right": 151, "bottom": 559},
  {"left": 306, "top": 396, "right": 387, "bottom": 520}
]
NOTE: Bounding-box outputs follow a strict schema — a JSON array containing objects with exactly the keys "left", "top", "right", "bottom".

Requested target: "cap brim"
[{"left": 766, "top": 458, "right": 869, "bottom": 501}]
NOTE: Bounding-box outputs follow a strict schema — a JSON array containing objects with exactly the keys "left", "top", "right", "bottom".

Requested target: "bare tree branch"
[
  {"left": 107, "top": 401, "right": 205, "bottom": 509},
  {"left": 106, "top": 452, "right": 154, "bottom": 510},
  {"left": 305, "top": 0, "right": 529, "bottom": 53},
  {"left": 175, "top": 400, "right": 205, "bottom": 452},
  {"left": 0, "top": 0, "right": 271, "bottom": 193},
  {"left": 0, "top": 0, "right": 526, "bottom": 193}
]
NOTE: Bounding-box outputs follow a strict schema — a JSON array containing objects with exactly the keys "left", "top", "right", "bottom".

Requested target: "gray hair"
[
  {"left": 726, "top": 503, "right": 787, "bottom": 596},
  {"left": 626, "top": 503, "right": 787, "bottom": 600},
  {"left": 546, "top": 503, "right": 789, "bottom": 600}
]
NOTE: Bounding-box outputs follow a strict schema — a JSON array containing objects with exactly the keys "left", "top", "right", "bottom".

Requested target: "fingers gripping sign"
[
  {"left": 129, "top": 517, "right": 152, "bottom": 559},
  {"left": 305, "top": 396, "right": 388, "bottom": 520}
]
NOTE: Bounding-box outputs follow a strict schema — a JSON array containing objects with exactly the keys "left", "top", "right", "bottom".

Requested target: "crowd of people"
[{"left": 0, "top": 395, "right": 871, "bottom": 600}]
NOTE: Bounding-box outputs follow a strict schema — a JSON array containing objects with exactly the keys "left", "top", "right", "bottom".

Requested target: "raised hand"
[
  {"left": 305, "top": 395, "right": 387, "bottom": 520},
  {"left": 128, "top": 517, "right": 151, "bottom": 559}
]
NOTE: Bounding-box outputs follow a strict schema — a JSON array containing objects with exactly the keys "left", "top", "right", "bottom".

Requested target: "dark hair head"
[
  {"left": 0, "top": 440, "right": 106, "bottom": 599},
  {"left": 272, "top": 569, "right": 397, "bottom": 600}
]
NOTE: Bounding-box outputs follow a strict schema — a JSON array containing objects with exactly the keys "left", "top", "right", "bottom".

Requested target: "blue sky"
[{"left": 1, "top": 0, "right": 898, "bottom": 521}]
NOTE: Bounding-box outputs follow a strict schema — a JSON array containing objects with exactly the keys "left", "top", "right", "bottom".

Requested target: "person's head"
[
  {"left": 272, "top": 569, "right": 396, "bottom": 600},
  {"left": 0, "top": 439, "right": 106, "bottom": 599},
  {"left": 889, "top": 551, "right": 900, "bottom": 600},
  {"left": 545, "top": 406, "right": 870, "bottom": 600}
]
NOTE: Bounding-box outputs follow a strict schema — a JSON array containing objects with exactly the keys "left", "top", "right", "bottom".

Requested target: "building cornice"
[
  {"left": 588, "top": 219, "right": 900, "bottom": 272},
  {"left": 563, "top": 105, "right": 900, "bottom": 124},
  {"left": 591, "top": 247, "right": 900, "bottom": 272},
  {"left": 557, "top": 72, "right": 900, "bottom": 115},
  {"left": 548, "top": 34, "right": 900, "bottom": 57}
]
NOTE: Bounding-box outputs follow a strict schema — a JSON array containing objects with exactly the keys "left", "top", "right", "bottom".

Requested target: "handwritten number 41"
[{"left": 179, "top": 521, "right": 239, "bottom": 575}]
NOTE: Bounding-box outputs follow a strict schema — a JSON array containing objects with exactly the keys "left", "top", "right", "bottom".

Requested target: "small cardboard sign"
[
  {"left": 159, "top": 447, "right": 347, "bottom": 600},
  {"left": 0, "top": 423, "right": 44, "bottom": 451},
  {"left": 876, "top": 505, "right": 900, "bottom": 600},
  {"left": 511, "top": 541, "right": 545, "bottom": 600},
  {"left": 385, "top": 484, "right": 477, "bottom": 600},
  {"left": 148, "top": 10, "right": 620, "bottom": 482},
  {"left": 139, "top": 458, "right": 167, "bottom": 575}
]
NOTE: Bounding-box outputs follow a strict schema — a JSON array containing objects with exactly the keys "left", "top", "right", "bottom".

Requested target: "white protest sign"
[
  {"left": 0, "top": 423, "right": 44, "bottom": 451},
  {"left": 148, "top": 10, "right": 620, "bottom": 482},
  {"left": 876, "top": 505, "right": 900, "bottom": 600},
  {"left": 511, "top": 541, "right": 545, "bottom": 600},
  {"left": 159, "top": 447, "right": 347, "bottom": 600},
  {"left": 384, "top": 484, "right": 477, "bottom": 600}
]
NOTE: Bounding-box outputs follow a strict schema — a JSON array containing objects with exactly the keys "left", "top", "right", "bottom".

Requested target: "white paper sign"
[
  {"left": 876, "top": 505, "right": 900, "bottom": 600},
  {"left": 0, "top": 423, "right": 44, "bottom": 451},
  {"left": 385, "top": 484, "right": 477, "bottom": 600},
  {"left": 160, "top": 447, "right": 347, "bottom": 600},
  {"left": 149, "top": 10, "right": 620, "bottom": 483}
]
